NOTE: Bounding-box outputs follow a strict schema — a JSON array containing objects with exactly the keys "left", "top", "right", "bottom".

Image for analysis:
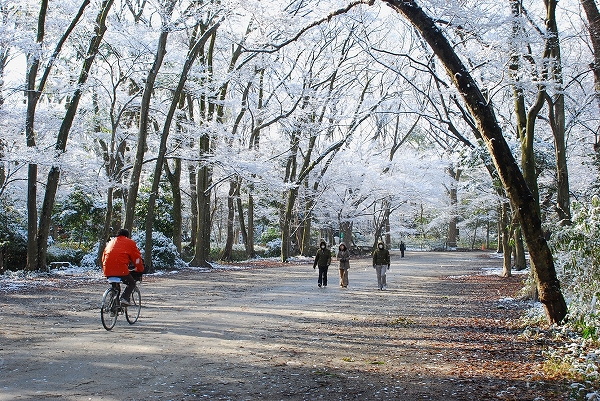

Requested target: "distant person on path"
[
  {"left": 102, "top": 229, "right": 144, "bottom": 305},
  {"left": 313, "top": 239, "right": 331, "bottom": 287},
  {"left": 400, "top": 241, "right": 406, "bottom": 258},
  {"left": 372, "top": 240, "right": 390, "bottom": 290},
  {"left": 337, "top": 242, "right": 350, "bottom": 288}
]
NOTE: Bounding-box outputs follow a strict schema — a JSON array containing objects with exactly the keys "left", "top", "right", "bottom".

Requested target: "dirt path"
[{"left": 0, "top": 251, "right": 567, "bottom": 400}]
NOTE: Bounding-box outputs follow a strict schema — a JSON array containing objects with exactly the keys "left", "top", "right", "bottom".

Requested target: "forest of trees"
[{"left": 1, "top": 0, "right": 600, "bottom": 324}]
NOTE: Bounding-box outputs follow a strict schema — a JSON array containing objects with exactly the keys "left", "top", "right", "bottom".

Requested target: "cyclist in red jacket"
[{"left": 102, "top": 229, "right": 144, "bottom": 305}]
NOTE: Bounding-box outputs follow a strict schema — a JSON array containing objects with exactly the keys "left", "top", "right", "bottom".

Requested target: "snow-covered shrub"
[
  {"left": 80, "top": 243, "right": 101, "bottom": 270},
  {"left": 132, "top": 231, "right": 186, "bottom": 271},
  {"left": 46, "top": 245, "right": 86, "bottom": 266},
  {"left": 553, "top": 196, "right": 600, "bottom": 327},
  {"left": 211, "top": 244, "right": 250, "bottom": 261},
  {"left": 253, "top": 245, "right": 269, "bottom": 258},
  {"left": 265, "top": 238, "right": 281, "bottom": 257}
]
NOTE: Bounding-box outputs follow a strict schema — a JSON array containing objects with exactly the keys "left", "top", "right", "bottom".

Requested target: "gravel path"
[{"left": 0, "top": 251, "right": 568, "bottom": 400}]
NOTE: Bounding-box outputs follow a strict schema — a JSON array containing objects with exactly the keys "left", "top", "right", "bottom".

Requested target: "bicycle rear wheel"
[
  {"left": 101, "top": 288, "right": 119, "bottom": 330},
  {"left": 125, "top": 286, "right": 141, "bottom": 324}
]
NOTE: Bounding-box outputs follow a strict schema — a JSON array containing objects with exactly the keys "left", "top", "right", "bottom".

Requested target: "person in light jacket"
[
  {"left": 337, "top": 242, "right": 350, "bottom": 288},
  {"left": 313, "top": 239, "right": 331, "bottom": 287},
  {"left": 372, "top": 240, "right": 390, "bottom": 290}
]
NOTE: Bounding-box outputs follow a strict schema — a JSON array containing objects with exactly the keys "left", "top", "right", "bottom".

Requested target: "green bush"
[
  {"left": 0, "top": 202, "right": 27, "bottom": 271},
  {"left": 260, "top": 227, "right": 280, "bottom": 244}
]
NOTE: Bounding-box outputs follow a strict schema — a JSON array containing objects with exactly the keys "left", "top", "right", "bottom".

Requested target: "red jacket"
[{"left": 102, "top": 236, "right": 144, "bottom": 277}]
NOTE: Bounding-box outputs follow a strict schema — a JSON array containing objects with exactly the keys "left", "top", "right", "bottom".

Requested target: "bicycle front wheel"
[
  {"left": 125, "top": 286, "right": 141, "bottom": 324},
  {"left": 101, "top": 288, "right": 119, "bottom": 330}
]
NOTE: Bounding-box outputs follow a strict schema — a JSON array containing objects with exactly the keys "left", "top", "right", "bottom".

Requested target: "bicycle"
[{"left": 100, "top": 274, "right": 142, "bottom": 331}]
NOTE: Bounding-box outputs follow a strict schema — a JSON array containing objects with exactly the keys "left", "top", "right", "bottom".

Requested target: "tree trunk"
[
  {"left": 188, "top": 164, "right": 198, "bottom": 248},
  {"left": 98, "top": 187, "right": 114, "bottom": 265},
  {"left": 247, "top": 193, "right": 256, "bottom": 258},
  {"left": 281, "top": 187, "right": 298, "bottom": 262},
  {"left": 191, "top": 164, "right": 212, "bottom": 267},
  {"left": 545, "top": 0, "right": 571, "bottom": 224},
  {"left": 221, "top": 179, "right": 236, "bottom": 262},
  {"left": 24, "top": 0, "right": 90, "bottom": 271},
  {"left": 513, "top": 224, "right": 527, "bottom": 271},
  {"left": 501, "top": 202, "right": 512, "bottom": 277},
  {"left": 26, "top": 164, "right": 38, "bottom": 271},
  {"left": 470, "top": 219, "right": 479, "bottom": 251},
  {"left": 496, "top": 204, "right": 502, "bottom": 253},
  {"left": 340, "top": 221, "right": 353, "bottom": 248},
  {"left": 123, "top": 21, "right": 171, "bottom": 232},
  {"left": 144, "top": 21, "right": 220, "bottom": 271},
  {"left": 385, "top": 0, "right": 567, "bottom": 324},
  {"left": 165, "top": 159, "right": 182, "bottom": 253},
  {"left": 36, "top": 0, "right": 114, "bottom": 270},
  {"left": 580, "top": 0, "right": 600, "bottom": 151},
  {"left": 300, "top": 181, "right": 314, "bottom": 256},
  {"left": 235, "top": 179, "right": 249, "bottom": 257},
  {"left": 446, "top": 167, "right": 461, "bottom": 248},
  {"left": 384, "top": 199, "right": 391, "bottom": 248}
]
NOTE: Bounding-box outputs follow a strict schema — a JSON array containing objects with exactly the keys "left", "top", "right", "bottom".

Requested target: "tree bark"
[
  {"left": 190, "top": 28, "right": 217, "bottom": 268},
  {"left": 513, "top": 228, "right": 526, "bottom": 270},
  {"left": 24, "top": 0, "right": 90, "bottom": 271},
  {"left": 188, "top": 164, "right": 198, "bottom": 248},
  {"left": 123, "top": 12, "right": 172, "bottom": 232},
  {"left": 191, "top": 163, "right": 212, "bottom": 267},
  {"left": 36, "top": 0, "right": 114, "bottom": 270},
  {"left": 144, "top": 21, "right": 220, "bottom": 272},
  {"left": 221, "top": 179, "right": 236, "bottom": 262},
  {"left": 235, "top": 179, "right": 249, "bottom": 257},
  {"left": 501, "top": 202, "right": 512, "bottom": 277},
  {"left": 581, "top": 0, "right": 600, "bottom": 149},
  {"left": 384, "top": 0, "right": 567, "bottom": 324},
  {"left": 545, "top": 0, "right": 570, "bottom": 224},
  {"left": 247, "top": 193, "right": 256, "bottom": 258},
  {"left": 446, "top": 167, "right": 461, "bottom": 248},
  {"left": 165, "top": 159, "right": 182, "bottom": 253}
]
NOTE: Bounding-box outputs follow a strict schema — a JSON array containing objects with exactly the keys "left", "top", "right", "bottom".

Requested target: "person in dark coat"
[
  {"left": 337, "top": 242, "right": 350, "bottom": 288},
  {"left": 400, "top": 241, "right": 406, "bottom": 258},
  {"left": 313, "top": 239, "right": 331, "bottom": 287},
  {"left": 372, "top": 240, "right": 390, "bottom": 290}
]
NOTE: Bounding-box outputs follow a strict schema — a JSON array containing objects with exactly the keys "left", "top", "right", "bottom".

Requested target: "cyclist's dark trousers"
[{"left": 120, "top": 273, "right": 136, "bottom": 301}]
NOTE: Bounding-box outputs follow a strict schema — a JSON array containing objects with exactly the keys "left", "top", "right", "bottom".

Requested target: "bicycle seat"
[{"left": 107, "top": 277, "right": 122, "bottom": 283}]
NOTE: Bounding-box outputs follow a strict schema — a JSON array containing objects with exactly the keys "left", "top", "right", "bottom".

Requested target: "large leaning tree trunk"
[
  {"left": 144, "top": 20, "right": 221, "bottom": 272},
  {"left": 36, "top": 0, "right": 115, "bottom": 270},
  {"left": 123, "top": 2, "right": 174, "bottom": 233},
  {"left": 25, "top": 0, "right": 91, "bottom": 271},
  {"left": 383, "top": 0, "right": 567, "bottom": 324}
]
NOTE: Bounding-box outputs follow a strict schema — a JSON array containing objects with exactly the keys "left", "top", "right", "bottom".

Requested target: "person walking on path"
[
  {"left": 337, "top": 243, "right": 350, "bottom": 288},
  {"left": 400, "top": 241, "right": 406, "bottom": 258},
  {"left": 372, "top": 240, "right": 390, "bottom": 290},
  {"left": 313, "top": 239, "right": 331, "bottom": 287}
]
